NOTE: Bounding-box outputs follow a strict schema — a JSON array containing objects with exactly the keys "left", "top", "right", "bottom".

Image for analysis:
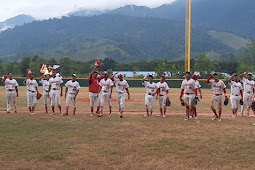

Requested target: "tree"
[
  {"left": 194, "top": 54, "right": 216, "bottom": 78},
  {"left": 20, "top": 57, "right": 31, "bottom": 76},
  {"left": 59, "top": 56, "right": 74, "bottom": 76},
  {"left": 155, "top": 60, "right": 167, "bottom": 77}
]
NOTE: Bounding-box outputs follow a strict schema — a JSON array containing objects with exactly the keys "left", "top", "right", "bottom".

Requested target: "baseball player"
[
  {"left": 228, "top": 73, "right": 243, "bottom": 117},
  {"left": 23, "top": 74, "right": 39, "bottom": 114},
  {"left": 192, "top": 74, "right": 202, "bottom": 119},
  {"left": 206, "top": 73, "right": 228, "bottom": 121},
  {"left": 88, "top": 66, "right": 102, "bottom": 116},
  {"left": 2, "top": 73, "right": 19, "bottom": 114},
  {"left": 48, "top": 70, "right": 63, "bottom": 115},
  {"left": 155, "top": 74, "right": 170, "bottom": 118},
  {"left": 180, "top": 72, "right": 198, "bottom": 120},
  {"left": 39, "top": 73, "right": 51, "bottom": 113},
  {"left": 98, "top": 71, "right": 113, "bottom": 117},
  {"left": 111, "top": 73, "right": 130, "bottom": 118},
  {"left": 142, "top": 74, "right": 157, "bottom": 116},
  {"left": 64, "top": 74, "right": 80, "bottom": 116},
  {"left": 239, "top": 71, "right": 255, "bottom": 116}
]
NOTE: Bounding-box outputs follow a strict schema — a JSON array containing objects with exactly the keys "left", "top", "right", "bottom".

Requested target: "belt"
[
  {"left": 103, "top": 91, "right": 109, "bottom": 93},
  {"left": 28, "top": 90, "right": 36, "bottom": 93},
  {"left": 44, "top": 90, "right": 49, "bottom": 92},
  {"left": 148, "top": 93, "right": 154, "bottom": 95},
  {"left": 7, "top": 89, "right": 14, "bottom": 91},
  {"left": 185, "top": 93, "right": 194, "bottom": 95},
  {"left": 214, "top": 94, "right": 222, "bottom": 96},
  {"left": 231, "top": 94, "right": 239, "bottom": 96},
  {"left": 246, "top": 91, "right": 252, "bottom": 94},
  {"left": 52, "top": 88, "right": 59, "bottom": 90},
  {"left": 159, "top": 94, "right": 166, "bottom": 96}
]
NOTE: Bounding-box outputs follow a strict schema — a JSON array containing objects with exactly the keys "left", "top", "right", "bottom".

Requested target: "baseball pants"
[
  {"left": 145, "top": 94, "right": 154, "bottom": 111},
  {"left": 159, "top": 95, "right": 167, "bottom": 109},
  {"left": 117, "top": 93, "right": 126, "bottom": 110},
  {"left": 6, "top": 91, "right": 17, "bottom": 111},
  {"left": 100, "top": 92, "right": 111, "bottom": 107},
  {"left": 66, "top": 94, "right": 77, "bottom": 110},
  {"left": 243, "top": 92, "right": 253, "bottom": 107},
  {"left": 211, "top": 95, "right": 223, "bottom": 110},
  {"left": 184, "top": 94, "right": 195, "bottom": 106},
  {"left": 230, "top": 95, "right": 240, "bottom": 110},
  {"left": 89, "top": 92, "right": 100, "bottom": 107},
  {"left": 43, "top": 91, "right": 50, "bottom": 105},
  {"left": 50, "top": 90, "right": 61, "bottom": 107},
  {"left": 27, "top": 91, "right": 37, "bottom": 107}
]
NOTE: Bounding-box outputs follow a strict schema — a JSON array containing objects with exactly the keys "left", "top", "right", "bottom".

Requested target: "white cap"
[
  {"left": 43, "top": 70, "right": 50, "bottom": 75},
  {"left": 72, "top": 74, "right": 77, "bottom": 77}
]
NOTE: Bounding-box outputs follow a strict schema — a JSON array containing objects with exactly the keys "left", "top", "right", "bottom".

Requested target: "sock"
[
  {"left": 109, "top": 106, "right": 112, "bottom": 114},
  {"left": 91, "top": 108, "right": 93, "bottom": 114},
  {"left": 73, "top": 110, "right": 76, "bottom": 115},
  {"left": 146, "top": 109, "right": 149, "bottom": 115},
  {"left": 58, "top": 106, "right": 62, "bottom": 112},
  {"left": 52, "top": 106, "right": 55, "bottom": 112},
  {"left": 66, "top": 108, "right": 69, "bottom": 114},
  {"left": 45, "top": 106, "right": 48, "bottom": 113}
]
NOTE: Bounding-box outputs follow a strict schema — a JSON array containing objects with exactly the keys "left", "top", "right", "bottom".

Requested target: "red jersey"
[{"left": 88, "top": 74, "right": 102, "bottom": 93}]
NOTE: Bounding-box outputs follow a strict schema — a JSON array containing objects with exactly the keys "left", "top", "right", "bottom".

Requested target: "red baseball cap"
[
  {"left": 192, "top": 74, "right": 198, "bottom": 78},
  {"left": 118, "top": 74, "right": 123, "bottom": 78},
  {"left": 102, "top": 71, "right": 109, "bottom": 76}
]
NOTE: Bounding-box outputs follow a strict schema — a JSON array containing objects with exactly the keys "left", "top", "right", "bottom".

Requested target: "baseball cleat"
[
  {"left": 194, "top": 117, "right": 198, "bottom": 120},
  {"left": 218, "top": 118, "right": 222, "bottom": 121},
  {"left": 212, "top": 116, "right": 218, "bottom": 120},
  {"left": 63, "top": 113, "right": 68, "bottom": 116},
  {"left": 232, "top": 114, "right": 236, "bottom": 118},
  {"left": 109, "top": 114, "right": 112, "bottom": 117},
  {"left": 184, "top": 117, "right": 189, "bottom": 120},
  {"left": 7, "top": 111, "right": 10, "bottom": 114},
  {"left": 30, "top": 112, "right": 33, "bottom": 115},
  {"left": 163, "top": 115, "right": 166, "bottom": 118},
  {"left": 50, "top": 112, "right": 54, "bottom": 115},
  {"left": 14, "top": 110, "right": 17, "bottom": 113},
  {"left": 120, "top": 115, "right": 123, "bottom": 118},
  {"left": 90, "top": 114, "right": 94, "bottom": 117},
  {"left": 144, "top": 114, "right": 149, "bottom": 117}
]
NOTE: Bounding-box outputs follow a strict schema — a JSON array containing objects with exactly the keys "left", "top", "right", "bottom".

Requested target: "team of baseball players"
[{"left": 2, "top": 68, "right": 255, "bottom": 120}]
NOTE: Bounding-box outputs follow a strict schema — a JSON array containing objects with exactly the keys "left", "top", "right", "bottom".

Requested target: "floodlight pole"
[{"left": 185, "top": 0, "right": 191, "bottom": 72}]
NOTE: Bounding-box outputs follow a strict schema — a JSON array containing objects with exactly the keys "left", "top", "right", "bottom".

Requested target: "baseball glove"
[
  {"left": 193, "top": 96, "right": 199, "bottom": 105},
  {"left": 37, "top": 92, "right": 42, "bottom": 99},
  {"left": 180, "top": 99, "right": 185, "bottom": 106},
  {"left": 224, "top": 98, "right": 229, "bottom": 106},
  {"left": 251, "top": 102, "right": 255, "bottom": 110},
  {"left": 166, "top": 98, "right": 171, "bottom": 106},
  {"left": 240, "top": 99, "right": 244, "bottom": 105}
]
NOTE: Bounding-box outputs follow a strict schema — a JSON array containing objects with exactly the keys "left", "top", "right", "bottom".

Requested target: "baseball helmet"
[
  {"left": 95, "top": 60, "right": 100, "bottom": 68},
  {"left": 102, "top": 71, "right": 109, "bottom": 76},
  {"left": 27, "top": 69, "right": 32, "bottom": 75}
]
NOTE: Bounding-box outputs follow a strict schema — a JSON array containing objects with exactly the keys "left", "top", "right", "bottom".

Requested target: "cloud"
[{"left": 0, "top": 0, "right": 176, "bottom": 21}]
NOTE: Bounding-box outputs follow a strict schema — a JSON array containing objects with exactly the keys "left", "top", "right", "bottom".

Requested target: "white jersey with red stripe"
[
  {"left": 40, "top": 79, "right": 50, "bottom": 91},
  {"left": 156, "top": 82, "right": 169, "bottom": 96},
  {"left": 208, "top": 80, "right": 226, "bottom": 95},
  {"left": 49, "top": 77, "right": 63, "bottom": 89},
  {"left": 181, "top": 79, "right": 196, "bottom": 94},
  {"left": 143, "top": 81, "right": 157, "bottom": 95},
  {"left": 65, "top": 80, "right": 80, "bottom": 94},
  {"left": 229, "top": 81, "right": 243, "bottom": 96},
  {"left": 195, "top": 80, "right": 201, "bottom": 89},
  {"left": 99, "top": 78, "right": 113, "bottom": 92},
  {"left": 113, "top": 79, "right": 129, "bottom": 94},
  {"left": 5, "top": 79, "right": 18, "bottom": 90},
  {"left": 26, "top": 79, "right": 38, "bottom": 92},
  {"left": 241, "top": 78, "right": 254, "bottom": 93}
]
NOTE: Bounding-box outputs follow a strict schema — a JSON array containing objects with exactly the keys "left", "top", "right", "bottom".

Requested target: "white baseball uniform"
[
  {"left": 208, "top": 80, "right": 226, "bottom": 109},
  {"left": 241, "top": 78, "right": 254, "bottom": 107},
  {"left": 113, "top": 79, "right": 129, "bottom": 110},
  {"left": 99, "top": 78, "right": 113, "bottom": 107},
  {"left": 156, "top": 82, "right": 169, "bottom": 108},
  {"left": 25, "top": 79, "right": 38, "bottom": 107},
  {"left": 195, "top": 80, "right": 201, "bottom": 89},
  {"left": 49, "top": 77, "right": 63, "bottom": 107},
  {"left": 142, "top": 81, "right": 157, "bottom": 111},
  {"left": 40, "top": 79, "right": 50, "bottom": 105},
  {"left": 181, "top": 79, "right": 196, "bottom": 106},
  {"left": 5, "top": 78, "right": 18, "bottom": 112},
  {"left": 65, "top": 80, "right": 80, "bottom": 109},
  {"left": 229, "top": 81, "right": 243, "bottom": 109}
]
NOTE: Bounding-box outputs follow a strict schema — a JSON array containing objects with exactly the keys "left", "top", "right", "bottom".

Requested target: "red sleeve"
[
  {"left": 240, "top": 90, "right": 243, "bottom": 98},
  {"left": 180, "top": 89, "right": 184, "bottom": 98},
  {"left": 166, "top": 90, "right": 169, "bottom": 94},
  {"left": 110, "top": 77, "right": 114, "bottom": 81},
  {"left": 223, "top": 88, "right": 227, "bottom": 95},
  {"left": 195, "top": 89, "right": 198, "bottom": 96},
  {"left": 206, "top": 75, "right": 213, "bottom": 84},
  {"left": 111, "top": 86, "right": 113, "bottom": 89},
  {"left": 156, "top": 88, "right": 160, "bottom": 94},
  {"left": 88, "top": 74, "right": 92, "bottom": 81}
]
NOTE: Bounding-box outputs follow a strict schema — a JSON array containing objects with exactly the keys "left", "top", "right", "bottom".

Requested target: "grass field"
[{"left": 0, "top": 87, "right": 255, "bottom": 170}]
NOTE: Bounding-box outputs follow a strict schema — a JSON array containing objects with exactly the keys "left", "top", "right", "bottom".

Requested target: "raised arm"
[
  {"left": 110, "top": 72, "right": 118, "bottom": 81},
  {"left": 239, "top": 71, "right": 248, "bottom": 80},
  {"left": 228, "top": 73, "right": 236, "bottom": 84},
  {"left": 142, "top": 74, "right": 149, "bottom": 83},
  {"left": 206, "top": 74, "right": 213, "bottom": 84}
]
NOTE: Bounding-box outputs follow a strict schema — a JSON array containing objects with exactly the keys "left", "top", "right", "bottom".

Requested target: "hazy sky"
[{"left": 0, "top": 0, "right": 176, "bottom": 22}]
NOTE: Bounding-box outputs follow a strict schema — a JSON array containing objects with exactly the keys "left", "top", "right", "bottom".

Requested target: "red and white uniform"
[
  {"left": 25, "top": 79, "right": 38, "bottom": 107},
  {"left": 156, "top": 82, "right": 169, "bottom": 108},
  {"left": 88, "top": 74, "right": 101, "bottom": 108},
  {"left": 181, "top": 79, "right": 196, "bottom": 106},
  {"left": 142, "top": 81, "right": 157, "bottom": 111},
  {"left": 113, "top": 78, "right": 129, "bottom": 110},
  {"left": 241, "top": 78, "right": 254, "bottom": 107},
  {"left": 65, "top": 80, "right": 80, "bottom": 109},
  {"left": 208, "top": 80, "right": 226, "bottom": 108},
  {"left": 195, "top": 80, "right": 201, "bottom": 89},
  {"left": 5, "top": 78, "right": 18, "bottom": 112},
  {"left": 99, "top": 78, "right": 113, "bottom": 107},
  {"left": 49, "top": 77, "right": 63, "bottom": 107},
  {"left": 40, "top": 79, "right": 50, "bottom": 105},
  {"left": 229, "top": 81, "right": 243, "bottom": 109}
]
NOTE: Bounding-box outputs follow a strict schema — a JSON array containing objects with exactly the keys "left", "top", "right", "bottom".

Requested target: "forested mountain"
[
  {"left": 0, "top": 14, "right": 234, "bottom": 62},
  {"left": 0, "top": 14, "right": 35, "bottom": 32}
]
